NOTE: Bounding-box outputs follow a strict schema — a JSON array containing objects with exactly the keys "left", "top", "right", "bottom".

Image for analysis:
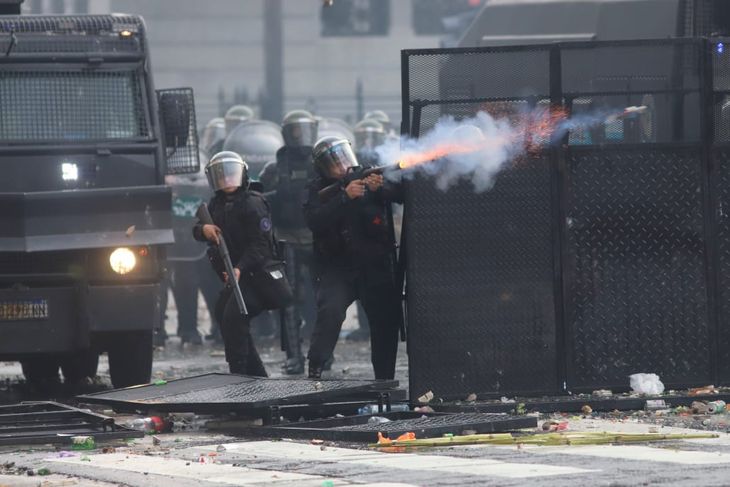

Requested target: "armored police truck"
[{"left": 0, "top": 13, "right": 199, "bottom": 388}]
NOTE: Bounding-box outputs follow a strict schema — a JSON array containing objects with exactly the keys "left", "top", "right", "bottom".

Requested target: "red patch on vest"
[{"left": 372, "top": 216, "right": 382, "bottom": 225}]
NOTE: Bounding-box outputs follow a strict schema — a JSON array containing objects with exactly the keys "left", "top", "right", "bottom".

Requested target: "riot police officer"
[
  {"left": 304, "top": 136, "right": 403, "bottom": 380},
  {"left": 193, "top": 151, "right": 279, "bottom": 376},
  {"left": 208, "top": 105, "right": 256, "bottom": 155},
  {"left": 200, "top": 118, "right": 226, "bottom": 154},
  {"left": 258, "top": 110, "right": 319, "bottom": 375}
]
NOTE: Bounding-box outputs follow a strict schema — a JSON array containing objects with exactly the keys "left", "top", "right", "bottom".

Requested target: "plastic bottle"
[
  {"left": 707, "top": 400, "right": 726, "bottom": 414},
  {"left": 357, "top": 403, "right": 410, "bottom": 415},
  {"left": 70, "top": 436, "right": 95, "bottom": 450},
  {"left": 128, "top": 416, "right": 171, "bottom": 434}
]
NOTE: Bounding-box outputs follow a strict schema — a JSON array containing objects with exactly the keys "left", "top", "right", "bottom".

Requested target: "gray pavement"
[{"left": 3, "top": 298, "right": 730, "bottom": 486}]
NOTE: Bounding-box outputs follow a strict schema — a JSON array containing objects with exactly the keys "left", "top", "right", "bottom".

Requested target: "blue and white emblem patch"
[{"left": 260, "top": 217, "right": 272, "bottom": 232}]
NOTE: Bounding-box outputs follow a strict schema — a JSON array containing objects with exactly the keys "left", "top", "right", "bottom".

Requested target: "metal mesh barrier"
[
  {"left": 78, "top": 373, "right": 399, "bottom": 411},
  {"left": 402, "top": 38, "right": 726, "bottom": 398},
  {"left": 157, "top": 88, "right": 200, "bottom": 175},
  {"left": 238, "top": 412, "right": 537, "bottom": 442},
  {"left": 0, "top": 15, "right": 144, "bottom": 54},
  {"left": 0, "top": 70, "right": 149, "bottom": 142},
  {"left": 405, "top": 158, "right": 557, "bottom": 399},
  {"left": 565, "top": 146, "right": 710, "bottom": 389},
  {"left": 715, "top": 148, "right": 730, "bottom": 383}
]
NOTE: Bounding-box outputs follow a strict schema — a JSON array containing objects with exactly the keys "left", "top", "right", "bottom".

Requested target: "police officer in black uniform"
[
  {"left": 258, "top": 110, "right": 319, "bottom": 375},
  {"left": 193, "top": 151, "right": 277, "bottom": 376},
  {"left": 304, "top": 136, "right": 403, "bottom": 380}
]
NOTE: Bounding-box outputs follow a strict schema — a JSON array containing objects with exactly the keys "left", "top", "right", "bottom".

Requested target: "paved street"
[{"left": 3, "top": 299, "right": 730, "bottom": 486}]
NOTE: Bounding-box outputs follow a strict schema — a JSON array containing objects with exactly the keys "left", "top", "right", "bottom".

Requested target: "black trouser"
[
  {"left": 170, "top": 260, "right": 200, "bottom": 340},
  {"left": 308, "top": 260, "right": 401, "bottom": 380},
  {"left": 197, "top": 257, "right": 223, "bottom": 338},
  {"left": 292, "top": 246, "right": 317, "bottom": 335},
  {"left": 216, "top": 284, "right": 267, "bottom": 377},
  {"left": 280, "top": 245, "right": 316, "bottom": 361}
]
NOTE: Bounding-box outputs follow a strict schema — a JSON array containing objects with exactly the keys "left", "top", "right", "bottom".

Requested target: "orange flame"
[{"left": 395, "top": 106, "right": 569, "bottom": 170}]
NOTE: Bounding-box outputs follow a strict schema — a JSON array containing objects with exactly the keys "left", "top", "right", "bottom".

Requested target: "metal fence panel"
[
  {"left": 564, "top": 146, "right": 711, "bottom": 390},
  {"left": 405, "top": 157, "right": 558, "bottom": 400}
]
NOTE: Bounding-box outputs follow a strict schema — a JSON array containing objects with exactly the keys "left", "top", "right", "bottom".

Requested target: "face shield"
[
  {"left": 205, "top": 151, "right": 248, "bottom": 192},
  {"left": 355, "top": 131, "right": 386, "bottom": 152},
  {"left": 282, "top": 119, "right": 318, "bottom": 147},
  {"left": 313, "top": 137, "right": 359, "bottom": 179}
]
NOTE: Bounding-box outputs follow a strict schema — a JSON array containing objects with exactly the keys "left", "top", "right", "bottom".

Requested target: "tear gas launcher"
[
  {"left": 196, "top": 203, "right": 248, "bottom": 315},
  {"left": 317, "top": 162, "right": 403, "bottom": 201}
]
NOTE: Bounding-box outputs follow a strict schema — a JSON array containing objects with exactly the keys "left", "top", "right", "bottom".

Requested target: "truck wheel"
[
  {"left": 61, "top": 350, "right": 100, "bottom": 384},
  {"left": 108, "top": 331, "right": 153, "bottom": 389},
  {"left": 21, "top": 357, "right": 61, "bottom": 387}
]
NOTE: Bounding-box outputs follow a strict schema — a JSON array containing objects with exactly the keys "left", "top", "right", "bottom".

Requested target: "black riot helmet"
[
  {"left": 205, "top": 151, "right": 249, "bottom": 192},
  {"left": 282, "top": 109, "right": 318, "bottom": 148},
  {"left": 364, "top": 110, "right": 391, "bottom": 133},
  {"left": 312, "top": 136, "right": 359, "bottom": 180},
  {"left": 224, "top": 105, "right": 255, "bottom": 135},
  {"left": 222, "top": 120, "right": 283, "bottom": 179},
  {"left": 354, "top": 119, "right": 386, "bottom": 152},
  {"left": 200, "top": 117, "right": 226, "bottom": 154}
]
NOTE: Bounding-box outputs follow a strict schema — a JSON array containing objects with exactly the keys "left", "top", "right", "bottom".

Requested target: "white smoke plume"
[{"left": 376, "top": 106, "right": 644, "bottom": 193}]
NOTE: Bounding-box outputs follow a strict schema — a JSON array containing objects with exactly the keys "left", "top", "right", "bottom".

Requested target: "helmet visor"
[
  {"left": 316, "top": 141, "right": 358, "bottom": 179},
  {"left": 355, "top": 130, "right": 385, "bottom": 152},
  {"left": 206, "top": 160, "right": 244, "bottom": 192},
  {"left": 282, "top": 121, "right": 318, "bottom": 147}
]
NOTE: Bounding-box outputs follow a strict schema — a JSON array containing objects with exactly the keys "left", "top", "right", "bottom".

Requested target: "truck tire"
[
  {"left": 21, "top": 357, "right": 61, "bottom": 387},
  {"left": 108, "top": 331, "right": 153, "bottom": 389},
  {"left": 61, "top": 350, "right": 100, "bottom": 384}
]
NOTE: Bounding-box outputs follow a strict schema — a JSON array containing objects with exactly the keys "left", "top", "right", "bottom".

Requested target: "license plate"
[{"left": 0, "top": 299, "right": 49, "bottom": 321}]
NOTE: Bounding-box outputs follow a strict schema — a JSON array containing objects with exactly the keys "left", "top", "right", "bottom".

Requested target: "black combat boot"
[
  {"left": 283, "top": 356, "right": 305, "bottom": 375},
  {"left": 308, "top": 362, "right": 323, "bottom": 379},
  {"left": 228, "top": 360, "right": 247, "bottom": 375}
]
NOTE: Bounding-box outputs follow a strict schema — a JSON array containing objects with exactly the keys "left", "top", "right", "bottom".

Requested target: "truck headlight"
[{"left": 109, "top": 247, "right": 136, "bottom": 275}]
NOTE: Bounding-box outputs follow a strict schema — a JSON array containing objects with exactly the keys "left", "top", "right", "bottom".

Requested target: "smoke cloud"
[{"left": 376, "top": 106, "right": 638, "bottom": 193}]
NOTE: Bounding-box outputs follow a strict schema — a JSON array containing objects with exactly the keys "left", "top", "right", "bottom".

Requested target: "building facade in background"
[{"left": 26, "top": 0, "right": 484, "bottom": 129}]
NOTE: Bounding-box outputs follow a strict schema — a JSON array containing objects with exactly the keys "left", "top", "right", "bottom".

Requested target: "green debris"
[
  {"left": 515, "top": 403, "right": 527, "bottom": 415},
  {"left": 154, "top": 379, "right": 168, "bottom": 386},
  {"left": 322, "top": 481, "right": 335, "bottom": 487},
  {"left": 36, "top": 468, "right": 50, "bottom": 476}
]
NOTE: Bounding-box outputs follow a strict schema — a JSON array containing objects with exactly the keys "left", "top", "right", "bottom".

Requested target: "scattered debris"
[
  {"left": 542, "top": 420, "right": 569, "bottom": 432},
  {"left": 708, "top": 400, "right": 727, "bottom": 414},
  {"left": 414, "top": 406, "right": 435, "bottom": 413},
  {"left": 371, "top": 431, "right": 719, "bottom": 449},
  {"left": 125, "top": 225, "right": 136, "bottom": 237},
  {"left": 36, "top": 468, "right": 50, "bottom": 476},
  {"left": 418, "top": 391, "right": 434, "bottom": 404},
  {"left": 310, "top": 439, "right": 325, "bottom": 445},
  {"left": 645, "top": 399, "right": 668, "bottom": 411},
  {"left": 592, "top": 389, "right": 613, "bottom": 397},
  {"left": 101, "top": 447, "right": 116, "bottom": 454},
  {"left": 629, "top": 373, "right": 665, "bottom": 395},
  {"left": 692, "top": 401, "right": 709, "bottom": 414},
  {"left": 152, "top": 436, "right": 161, "bottom": 446},
  {"left": 689, "top": 385, "right": 719, "bottom": 396},
  {"left": 500, "top": 397, "right": 516, "bottom": 403},
  {"left": 466, "top": 393, "right": 477, "bottom": 402},
  {"left": 216, "top": 444, "right": 227, "bottom": 452},
  {"left": 581, "top": 405, "right": 593, "bottom": 415}
]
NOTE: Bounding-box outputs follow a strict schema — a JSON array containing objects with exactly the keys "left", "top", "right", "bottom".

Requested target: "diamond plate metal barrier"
[
  {"left": 232, "top": 412, "right": 536, "bottom": 442},
  {"left": 564, "top": 146, "right": 710, "bottom": 390},
  {"left": 78, "top": 373, "right": 400, "bottom": 413},
  {"left": 402, "top": 38, "right": 725, "bottom": 398},
  {"left": 715, "top": 148, "right": 730, "bottom": 383},
  {"left": 405, "top": 157, "right": 558, "bottom": 400}
]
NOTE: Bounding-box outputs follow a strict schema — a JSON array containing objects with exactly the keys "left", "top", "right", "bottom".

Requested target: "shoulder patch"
[{"left": 259, "top": 217, "right": 273, "bottom": 232}]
